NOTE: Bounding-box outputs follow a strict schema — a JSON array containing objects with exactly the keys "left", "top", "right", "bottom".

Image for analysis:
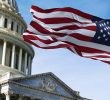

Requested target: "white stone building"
[{"left": 0, "top": 0, "right": 91, "bottom": 100}]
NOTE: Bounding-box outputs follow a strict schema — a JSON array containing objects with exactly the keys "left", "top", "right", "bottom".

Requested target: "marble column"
[
  {"left": 14, "top": 22, "right": 17, "bottom": 32},
  {"left": 18, "top": 95, "right": 22, "bottom": 100},
  {"left": 24, "top": 52, "right": 27, "bottom": 74},
  {"left": 5, "top": 94, "right": 10, "bottom": 100},
  {"left": 18, "top": 48, "right": 22, "bottom": 71},
  {"left": 8, "top": 18, "right": 11, "bottom": 29},
  {"left": 2, "top": 40, "right": 7, "bottom": 65},
  {"left": 28, "top": 56, "right": 32, "bottom": 75},
  {"left": 0, "top": 15, "right": 4, "bottom": 27},
  {"left": 28, "top": 56, "right": 31, "bottom": 75},
  {"left": 11, "top": 44, "right": 15, "bottom": 69}
]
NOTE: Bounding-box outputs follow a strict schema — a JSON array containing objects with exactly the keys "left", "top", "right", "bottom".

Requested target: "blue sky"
[{"left": 17, "top": 0, "right": 110, "bottom": 100}]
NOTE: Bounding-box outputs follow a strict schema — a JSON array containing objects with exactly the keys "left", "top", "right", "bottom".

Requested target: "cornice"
[
  {"left": 6, "top": 81, "right": 75, "bottom": 100},
  {"left": 0, "top": 6, "right": 27, "bottom": 28},
  {"left": 0, "top": 29, "right": 34, "bottom": 57},
  {"left": 10, "top": 72, "right": 80, "bottom": 98}
]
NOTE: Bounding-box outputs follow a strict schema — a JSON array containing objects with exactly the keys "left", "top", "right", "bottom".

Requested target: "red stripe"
[
  {"left": 64, "top": 41, "right": 110, "bottom": 54},
  {"left": 23, "top": 35, "right": 57, "bottom": 44},
  {"left": 85, "top": 57, "right": 110, "bottom": 64},
  {"left": 31, "top": 5, "right": 93, "bottom": 20},
  {"left": 33, "top": 16, "right": 78, "bottom": 24},
  {"left": 69, "top": 33, "right": 92, "bottom": 41},
  {"left": 53, "top": 25, "right": 96, "bottom": 31},
  {"left": 101, "top": 61, "right": 110, "bottom": 64}
]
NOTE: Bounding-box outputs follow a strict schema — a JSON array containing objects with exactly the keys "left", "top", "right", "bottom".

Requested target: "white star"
[
  {"left": 97, "top": 36, "right": 101, "bottom": 39},
  {"left": 99, "top": 24, "right": 102, "bottom": 27},
  {"left": 108, "top": 32, "right": 110, "bottom": 35},
  {"left": 100, "top": 29, "right": 103, "bottom": 33},
  {"left": 104, "top": 28, "right": 106, "bottom": 30},
  {"left": 107, "top": 22, "right": 109, "bottom": 24},
  {"left": 106, "top": 27, "right": 108, "bottom": 30},
  {"left": 103, "top": 34, "right": 106, "bottom": 37},
  {"left": 104, "top": 23, "right": 106, "bottom": 25},
  {"left": 105, "top": 38, "right": 108, "bottom": 41},
  {"left": 102, "top": 24, "right": 104, "bottom": 26}
]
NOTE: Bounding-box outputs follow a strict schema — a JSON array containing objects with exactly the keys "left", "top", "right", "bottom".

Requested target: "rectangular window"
[
  {"left": 11, "top": 21, "right": 14, "bottom": 31},
  {"left": 4, "top": 18, "right": 8, "bottom": 28}
]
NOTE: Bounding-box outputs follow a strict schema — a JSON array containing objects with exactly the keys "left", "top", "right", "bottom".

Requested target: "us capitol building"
[{"left": 0, "top": 0, "right": 90, "bottom": 100}]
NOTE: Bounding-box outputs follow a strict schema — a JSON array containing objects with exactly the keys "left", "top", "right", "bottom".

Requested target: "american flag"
[{"left": 23, "top": 5, "right": 110, "bottom": 64}]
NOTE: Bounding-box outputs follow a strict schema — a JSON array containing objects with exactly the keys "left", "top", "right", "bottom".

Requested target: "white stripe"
[
  {"left": 47, "top": 23, "right": 96, "bottom": 29},
  {"left": 57, "top": 36, "right": 110, "bottom": 52},
  {"left": 56, "top": 29, "right": 95, "bottom": 37},
  {"left": 82, "top": 52, "right": 110, "bottom": 57},
  {"left": 90, "top": 57, "right": 110, "bottom": 61},
  {"left": 31, "top": 9, "right": 92, "bottom": 23},
  {"left": 69, "top": 47, "right": 78, "bottom": 54},
  {"left": 24, "top": 32, "right": 54, "bottom": 41},
  {"left": 31, "top": 39, "right": 67, "bottom": 47}
]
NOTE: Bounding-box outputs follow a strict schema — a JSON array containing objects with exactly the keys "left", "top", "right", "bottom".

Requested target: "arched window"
[{"left": 4, "top": 18, "right": 8, "bottom": 28}]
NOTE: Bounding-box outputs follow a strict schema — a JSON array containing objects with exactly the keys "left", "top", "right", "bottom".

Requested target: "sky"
[{"left": 17, "top": 0, "right": 110, "bottom": 100}]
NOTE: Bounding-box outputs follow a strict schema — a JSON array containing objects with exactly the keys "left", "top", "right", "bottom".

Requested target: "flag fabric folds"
[{"left": 23, "top": 5, "right": 110, "bottom": 64}]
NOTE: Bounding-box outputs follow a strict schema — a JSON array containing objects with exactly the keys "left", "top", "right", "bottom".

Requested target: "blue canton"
[{"left": 92, "top": 19, "right": 110, "bottom": 46}]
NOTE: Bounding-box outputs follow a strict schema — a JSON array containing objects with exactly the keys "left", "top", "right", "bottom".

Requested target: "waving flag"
[{"left": 23, "top": 5, "right": 110, "bottom": 64}]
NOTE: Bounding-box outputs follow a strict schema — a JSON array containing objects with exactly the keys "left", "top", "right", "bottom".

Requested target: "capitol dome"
[
  {"left": 0, "top": 0, "right": 19, "bottom": 12},
  {"left": 0, "top": 0, "right": 34, "bottom": 80}
]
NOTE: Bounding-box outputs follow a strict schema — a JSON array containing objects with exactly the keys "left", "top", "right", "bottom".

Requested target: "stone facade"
[{"left": 0, "top": 0, "right": 91, "bottom": 100}]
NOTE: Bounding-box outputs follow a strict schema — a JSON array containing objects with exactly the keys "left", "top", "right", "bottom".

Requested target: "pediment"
[{"left": 11, "top": 72, "right": 79, "bottom": 98}]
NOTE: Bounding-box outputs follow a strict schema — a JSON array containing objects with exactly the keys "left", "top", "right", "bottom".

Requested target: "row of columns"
[{"left": 1, "top": 40, "right": 32, "bottom": 75}]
